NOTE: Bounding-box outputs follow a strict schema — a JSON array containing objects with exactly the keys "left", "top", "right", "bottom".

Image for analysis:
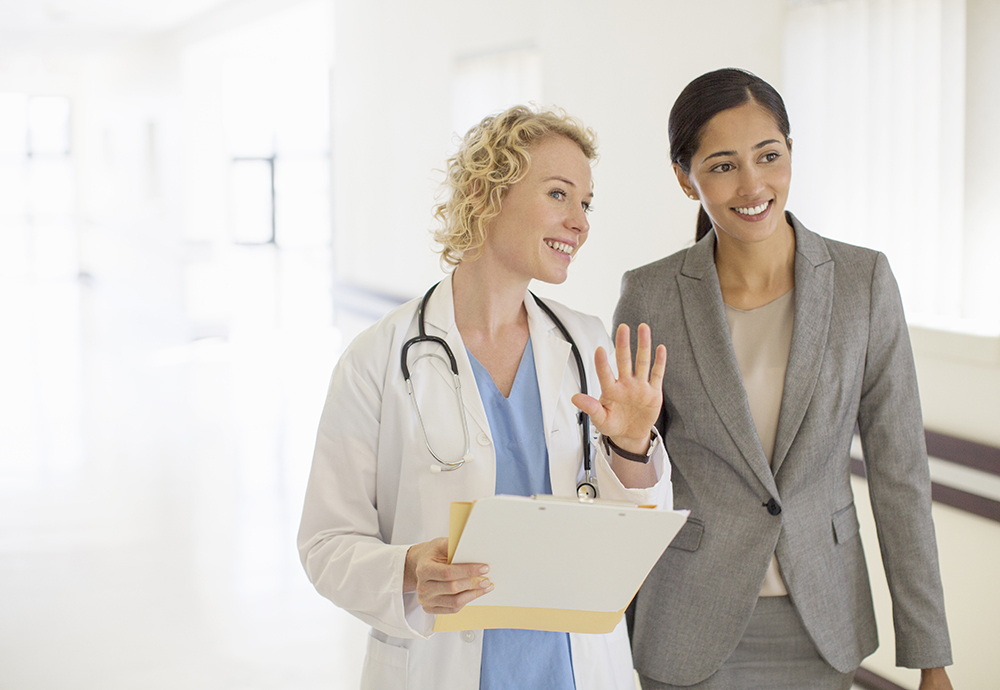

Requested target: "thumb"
[{"left": 571, "top": 393, "right": 606, "bottom": 426}]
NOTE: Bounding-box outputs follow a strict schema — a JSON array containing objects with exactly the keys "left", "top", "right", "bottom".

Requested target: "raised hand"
[
  {"left": 403, "top": 537, "right": 493, "bottom": 614},
  {"left": 571, "top": 323, "right": 667, "bottom": 455}
]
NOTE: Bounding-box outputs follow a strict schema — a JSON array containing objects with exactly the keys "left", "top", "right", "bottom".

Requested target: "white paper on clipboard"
[{"left": 434, "top": 494, "right": 688, "bottom": 633}]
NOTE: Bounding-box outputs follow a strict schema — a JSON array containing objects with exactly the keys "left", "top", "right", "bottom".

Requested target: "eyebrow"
[
  {"left": 701, "top": 139, "right": 783, "bottom": 163},
  {"left": 544, "top": 176, "right": 594, "bottom": 198}
]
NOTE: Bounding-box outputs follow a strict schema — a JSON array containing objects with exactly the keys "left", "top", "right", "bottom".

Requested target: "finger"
[
  {"left": 418, "top": 574, "right": 493, "bottom": 609},
  {"left": 423, "top": 580, "right": 495, "bottom": 614},
  {"left": 571, "top": 392, "right": 607, "bottom": 427},
  {"left": 614, "top": 324, "right": 633, "bottom": 380},
  {"left": 650, "top": 343, "right": 667, "bottom": 388},
  {"left": 421, "top": 560, "right": 490, "bottom": 585},
  {"left": 634, "top": 323, "right": 653, "bottom": 381},
  {"left": 591, "top": 346, "right": 617, "bottom": 393},
  {"left": 423, "top": 575, "right": 492, "bottom": 599}
]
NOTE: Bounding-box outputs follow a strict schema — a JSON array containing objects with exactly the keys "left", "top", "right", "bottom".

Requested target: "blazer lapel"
[
  {"left": 678, "top": 234, "right": 778, "bottom": 496},
  {"left": 771, "top": 216, "right": 834, "bottom": 475}
]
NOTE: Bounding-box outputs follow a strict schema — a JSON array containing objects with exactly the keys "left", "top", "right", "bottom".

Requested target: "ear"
[
  {"left": 786, "top": 137, "right": 793, "bottom": 156},
  {"left": 672, "top": 163, "right": 699, "bottom": 201}
]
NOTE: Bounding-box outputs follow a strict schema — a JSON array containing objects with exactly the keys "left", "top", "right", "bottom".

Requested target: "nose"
[
  {"left": 568, "top": 203, "right": 590, "bottom": 234},
  {"left": 737, "top": 165, "right": 765, "bottom": 197}
]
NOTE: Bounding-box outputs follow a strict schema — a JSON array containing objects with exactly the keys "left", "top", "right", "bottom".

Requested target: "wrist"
[
  {"left": 603, "top": 431, "right": 657, "bottom": 463},
  {"left": 610, "top": 435, "right": 650, "bottom": 455},
  {"left": 403, "top": 545, "right": 418, "bottom": 593}
]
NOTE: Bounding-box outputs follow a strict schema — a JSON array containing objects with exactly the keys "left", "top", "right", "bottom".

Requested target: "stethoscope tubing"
[{"left": 401, "top": 282, "right": 597, "bottom": 496}]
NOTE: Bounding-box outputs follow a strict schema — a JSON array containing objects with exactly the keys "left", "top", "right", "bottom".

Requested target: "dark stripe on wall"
[
  {"left": 924, "top": 430, "right": 1000, "bottom": 476},
  {"left": 929, "top": 483, "right": 1000, "bottom": 523},
  {"left": 850, "top": 455, "right": 1000, "bottom": 525}
]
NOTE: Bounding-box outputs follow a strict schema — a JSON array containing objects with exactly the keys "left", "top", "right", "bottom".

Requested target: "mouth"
[
  {"left": 732, "top": 200, "right": 772, "bottom": 220},
  {"left": 545, "top": 239, "right": 575, "bottom": 256}
]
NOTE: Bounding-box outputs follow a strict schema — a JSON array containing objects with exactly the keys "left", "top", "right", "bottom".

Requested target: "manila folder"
[{"left": 433, "top": 495, "right": 688, "bottom": 634}]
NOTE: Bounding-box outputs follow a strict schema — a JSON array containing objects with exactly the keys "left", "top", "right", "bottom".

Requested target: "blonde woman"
[{"left": 298, "top": 105, "right": 671, "bottom": 690}]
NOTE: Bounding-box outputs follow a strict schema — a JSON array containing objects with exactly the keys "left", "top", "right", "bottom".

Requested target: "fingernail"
[
  {"left": 479, "top": 565, "right": 489, "bottom": 574},
  {"left": 480, "top": 578, "right": 492, "bottom": 589},
  {"left": 484, "top": 582, "right": 494, "bottom": 592}
]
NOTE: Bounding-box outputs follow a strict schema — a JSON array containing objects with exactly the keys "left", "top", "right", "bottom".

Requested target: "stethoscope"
[{"left": 401, "top": 282, "right": 598, "bottom": 499}]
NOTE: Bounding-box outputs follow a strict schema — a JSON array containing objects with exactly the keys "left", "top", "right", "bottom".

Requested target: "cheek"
[
  {"left": 695, "top": 177, "right": 728, "bottom": 208},
  {"left": 770, "top": 165, "right": 792, "bottom": 193}
]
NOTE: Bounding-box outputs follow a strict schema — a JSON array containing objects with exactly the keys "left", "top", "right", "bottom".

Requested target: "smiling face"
[
  {"left": 481, "top": 135, "right": 593, "bottom": 285},
  {"left": 675, "top": 100, "right": 793, "bottom": 247}
]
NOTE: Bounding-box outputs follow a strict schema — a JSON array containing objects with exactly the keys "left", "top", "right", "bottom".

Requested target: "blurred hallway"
[{"left": 0, "top": 216, "right": 372, "bottom": 688}]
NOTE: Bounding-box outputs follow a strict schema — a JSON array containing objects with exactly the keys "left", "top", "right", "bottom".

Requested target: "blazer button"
[
  {"left": 765, "top": 498, "right": 782, "bottom": 516},
  {"left": 477, "top": 432, "right": 490, "bottom": 446},
  {"left": 461, "top": 630, "right": 477, "bottom": 643}
]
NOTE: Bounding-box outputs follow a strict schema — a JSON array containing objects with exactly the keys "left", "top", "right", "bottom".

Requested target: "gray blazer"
[{"left": 616, "top": 215, "right": 952, "bottom": 686}]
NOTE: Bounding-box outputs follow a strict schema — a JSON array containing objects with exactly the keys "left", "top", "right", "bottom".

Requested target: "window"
[
  {"left": 782, "top": 0, "right": 996, "bottom": 329},
  {"left": 451, "top": 45, "right": 543, "bottom": 140}
]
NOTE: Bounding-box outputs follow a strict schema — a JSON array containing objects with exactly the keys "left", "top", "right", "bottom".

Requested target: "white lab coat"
[{"left": 298, "top": 273, "right": 671, "bottom": 690}]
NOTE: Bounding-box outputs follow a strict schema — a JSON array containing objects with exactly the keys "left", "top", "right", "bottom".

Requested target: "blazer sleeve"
[{"left": 857, "top": 252, "right": 952, "bottom": 668}]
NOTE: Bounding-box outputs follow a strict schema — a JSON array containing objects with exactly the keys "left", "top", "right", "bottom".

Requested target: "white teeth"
[
  {"left": 734, "top": 201, "right": 769, "bottom": 216},
  {"left": 545, "top": 240, "right": 573, "bottom": 255}
]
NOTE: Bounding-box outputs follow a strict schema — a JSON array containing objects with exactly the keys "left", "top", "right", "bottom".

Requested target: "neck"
[
  {"left": 714, "top": 219, "right": 796, "bottom": 297},
  {"left": 451, "top": 260, "right": 529, "bottom": 338}
]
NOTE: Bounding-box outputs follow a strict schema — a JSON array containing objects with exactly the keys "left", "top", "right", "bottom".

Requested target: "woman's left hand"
[{"left": 572, "top": 323, "right": 667, "bottom": 455}]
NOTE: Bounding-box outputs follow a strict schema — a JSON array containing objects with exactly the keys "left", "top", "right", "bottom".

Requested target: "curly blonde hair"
[{"left": 434, "top": 105, "right": 597, "bottom": 266}]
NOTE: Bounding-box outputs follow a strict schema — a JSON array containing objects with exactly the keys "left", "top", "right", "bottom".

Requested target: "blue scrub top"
[{"left": 467, "top": 338, "right": 576, "bottom": 690}]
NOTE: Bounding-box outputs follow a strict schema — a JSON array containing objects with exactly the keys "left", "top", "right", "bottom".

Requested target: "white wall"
[
  {"left": 331, "top": 0, "right": 788, "bottom": 324},
  {"left": 331, "top": 7, "right": 996, "bottom": 687}
]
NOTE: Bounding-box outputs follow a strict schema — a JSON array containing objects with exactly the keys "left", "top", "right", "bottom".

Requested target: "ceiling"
[{"left": 0, "top": 0, "right": 237, "bottom": 49}]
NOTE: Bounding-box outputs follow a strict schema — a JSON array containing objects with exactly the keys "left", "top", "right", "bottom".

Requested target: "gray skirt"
[{"left": 637, "top": 596, "right": 855, "bottom": 690}]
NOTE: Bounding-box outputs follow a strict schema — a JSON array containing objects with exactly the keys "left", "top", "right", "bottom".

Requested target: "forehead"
[
  {"left": 697, "top": 102, "right": 786, "bottom": 153},
  {"left": 526, "top": 135, "right": 593, "bottom": 182}
]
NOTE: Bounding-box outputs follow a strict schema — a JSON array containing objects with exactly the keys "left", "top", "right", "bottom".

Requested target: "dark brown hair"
[{"left": 668, "top": 68, "right": 791, "bottom": 242}]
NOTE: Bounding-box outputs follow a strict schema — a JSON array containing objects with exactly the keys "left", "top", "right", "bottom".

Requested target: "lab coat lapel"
[
  {"left": 524, "top": 292, "right": 572, "bottom": 453},
  {"left": 771, "top": 216, "right": 834, "bottom": 475},
  {"left": 525, "top": 292, "right": 577, "bottom": 494},
  {"left": 420, "top": 274, "right": 491, "bottom": 439},
  {"left": 677, "top": 233, "right": 778, "bottom": 497}
]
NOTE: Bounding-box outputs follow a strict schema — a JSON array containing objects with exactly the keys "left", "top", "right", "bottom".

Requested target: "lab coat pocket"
[{"left": 361, "top": 630, "right": 408, "bottom": 690}]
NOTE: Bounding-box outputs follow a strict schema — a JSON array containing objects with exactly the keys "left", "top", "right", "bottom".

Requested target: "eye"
[
  {"left": 549, "top": 189, "right": 567, "bottom": 201},
  {"left": 582, "top": 201, "right": 594, "bottom": 214},
  {"left": 761, "top": 151, "right": 781, "bottom": 163},
  {"left": 710, "top": 162, "right": 734, "bottom": 173}
]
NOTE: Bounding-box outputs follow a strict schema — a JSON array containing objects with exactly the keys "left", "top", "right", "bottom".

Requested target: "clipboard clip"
[{"left": 530, "top": 494, "right": 637, "bottom": 508}]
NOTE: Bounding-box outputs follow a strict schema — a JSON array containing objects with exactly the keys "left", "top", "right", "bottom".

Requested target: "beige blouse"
[{"left": 724, "top": 289, "right": 794, "bottom": 597}]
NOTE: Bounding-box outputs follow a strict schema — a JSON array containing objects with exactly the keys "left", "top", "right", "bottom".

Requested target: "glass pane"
[
  {"left": 222, "top": 57, "right": 276, "bottom": 158},
  {"left": 27, "top": 96, "right": 71, "bottom": 155},
  {"left": 0, "top": 161, "right": 27, "bottom": 216},
  {"left": 229, "top": 159, "right": 273, "bottom": 244},
  {"left": 27, "top": 157, "right": 75, "bottom": 217},
  {"left": 0, "top": 93, "right": 28, "bottom": 157},
  {"left": 273, "top": 64, "right": 330, "bottom": 155},
  {"left": 274, "top": 156, "right": 330, "bottom": 248}
]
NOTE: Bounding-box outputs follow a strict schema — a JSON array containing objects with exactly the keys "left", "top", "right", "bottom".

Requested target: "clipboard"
[{"left": 433, "top": 495, "right": 688, "bottom": 634}]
